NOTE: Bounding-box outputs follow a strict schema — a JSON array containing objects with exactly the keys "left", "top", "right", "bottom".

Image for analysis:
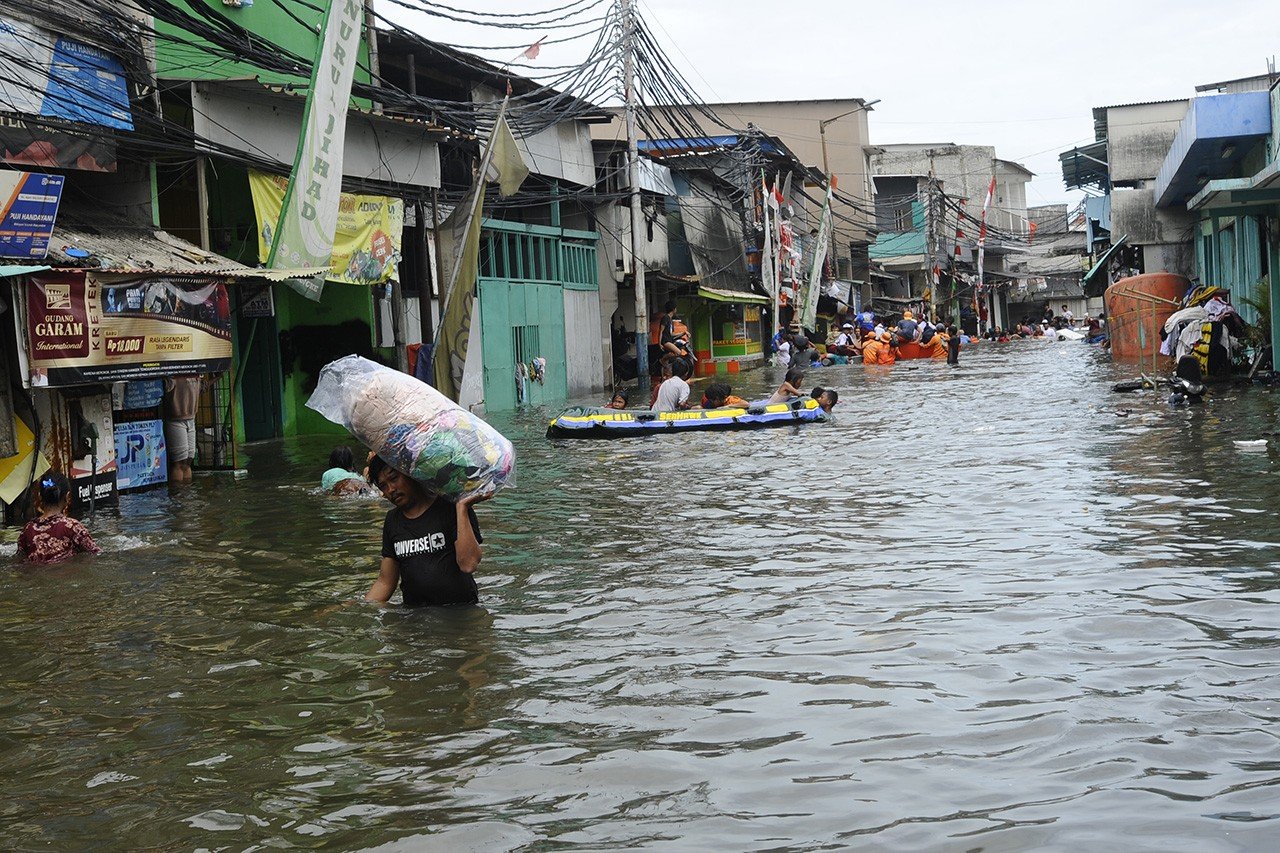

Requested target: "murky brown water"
[{"left": 4, "top": 340, "right": 1280, "bottom": 850}]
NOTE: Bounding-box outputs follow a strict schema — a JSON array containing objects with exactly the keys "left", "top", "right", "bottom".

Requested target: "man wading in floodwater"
[{"left": 365, "top": 455, "right": 489, "bottom": 607}]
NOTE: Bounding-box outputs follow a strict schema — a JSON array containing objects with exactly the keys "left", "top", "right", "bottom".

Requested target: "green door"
[
  {"left": 238, "top": 315, "right": 283, "bottom": 441},
  {"left": 479, "top": 279, "right": 568, "bottom": 410}
]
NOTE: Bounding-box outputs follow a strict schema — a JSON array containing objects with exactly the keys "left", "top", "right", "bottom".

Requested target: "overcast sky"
[{"left": 384, "top": 0, "right": 1278, "bottom": 212}]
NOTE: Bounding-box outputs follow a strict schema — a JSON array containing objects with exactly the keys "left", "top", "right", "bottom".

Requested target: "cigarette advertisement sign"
[
  {"left": 26, "top": 273, "right": 232, "bottom": 387},
  {"left": 249, "top": 170, "right": 403, "bottom": 285},
  {"left": 0, "top": 170, "right": 64, "bottom": 258}
]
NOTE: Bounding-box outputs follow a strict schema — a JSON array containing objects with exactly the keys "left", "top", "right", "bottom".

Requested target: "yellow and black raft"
[{"left": 547, "top": 397, "right": 828, "bottom": 439}]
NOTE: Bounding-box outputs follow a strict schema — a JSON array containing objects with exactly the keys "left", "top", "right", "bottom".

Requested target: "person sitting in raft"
[
  {"left": 701, "top": 382, "right": 750, "bottom": 409},
  {"left": 652, "top": 357, "right": 693, "bottom": 412},
  {"left": 605, "top": 388, "right": 631, "bottom": 410},
  {"left": 896, "top": 310, "right": 920, "bottom": 343},
  {"left": 830, "top": 323, "right": 859, "bottom": 357},
  {"left": 322, "top": 445, "right": 370, "bottom": 496},
  {"left": 365, "top": 455, "right": 488, "bottom": 608},
  {"left": 811, "top": 386, "right": 839, "bottom": 414},
  {"left": 18, "top": 472, "right": 102, "bottom": 565},
  {"left": 918, "top": 317, "right": 939, "bottom": 346},
  {"left": 767, "top": 368, "right": 806, "bottom": 405}
]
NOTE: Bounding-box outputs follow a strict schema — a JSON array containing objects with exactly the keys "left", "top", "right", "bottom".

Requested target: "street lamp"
[{"left": 819, "top": 98, "right": 880, "bottom": 178}]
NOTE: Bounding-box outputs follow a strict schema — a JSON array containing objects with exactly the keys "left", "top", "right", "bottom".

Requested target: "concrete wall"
[
  {"left": 1106, "top": 101, "right": 1190, "bottom": 184},
  {"left": 873, "top": 144, "right": 1031, "bottom": 234},
  {"left": 1143, "top": 242, "right": 1196, "bottom": 278},
  {"left": 1111, "top": 187, "right": 1196, "bottom": 248},
  {"left": 563, "top": 289, "right": 604, "bottom": 397}
]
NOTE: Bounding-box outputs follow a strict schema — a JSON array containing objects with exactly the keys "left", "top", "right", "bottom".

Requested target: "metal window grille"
[
  {"left": 195, "top": 370, "right": 236, "bottom": 470},
  {"left": 512, "top": 325, "right": 541, "bottom": 365}
]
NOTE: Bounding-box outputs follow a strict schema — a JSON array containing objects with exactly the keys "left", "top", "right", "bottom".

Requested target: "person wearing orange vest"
[{"left": 862, "top": 331, "right": 895, "bottom": 365}]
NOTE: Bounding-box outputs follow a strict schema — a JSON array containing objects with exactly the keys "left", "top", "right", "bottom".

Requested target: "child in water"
[
  {"left": 605, "top": 389, "right": 630, "bottom": 410},
  {"left": 767, "top": 368, "right": 805, "bottom": 405},
  {"left": 18, "top": 472, "right": 101, "bottom": 565},
  {"left": 701, "top": 382, "right": 750, "bottom": 409}
]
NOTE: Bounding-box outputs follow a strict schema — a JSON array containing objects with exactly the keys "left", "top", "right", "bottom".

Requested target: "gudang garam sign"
[{"left": 26, "top": 273, "right": 232, "bottom": 387}]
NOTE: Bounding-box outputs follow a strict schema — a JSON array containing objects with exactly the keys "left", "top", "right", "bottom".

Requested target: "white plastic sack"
[{"left": 306, "top": 355, "right": 515, "bottom": 500}]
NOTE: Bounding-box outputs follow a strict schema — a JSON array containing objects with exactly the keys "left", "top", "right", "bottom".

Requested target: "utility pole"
[{"left": 621, "top": 0, "right": 648, "bottom": 391}]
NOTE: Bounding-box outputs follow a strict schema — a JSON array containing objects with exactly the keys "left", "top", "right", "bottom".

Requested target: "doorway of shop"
[{"left": 237, "top": 314, "right": 282, "bottom": 441}]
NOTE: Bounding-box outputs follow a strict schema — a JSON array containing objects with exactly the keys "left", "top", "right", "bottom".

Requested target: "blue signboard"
[
  {"left": 113, "top": 419, "right": 168, "bottom": 491},
  {"left": 0, "top": 171, "right": 63, "bottom": 259},
  {"left": 122, "top": 379, "right": 164, "bottom": 410},
  {"left": 42, "top": 38, "right": 133, "bottom": 131}
]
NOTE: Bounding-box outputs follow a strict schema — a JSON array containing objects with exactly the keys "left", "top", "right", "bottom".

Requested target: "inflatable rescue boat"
[{"left": 547, "top": 397, "right": 828, "bottom": 439}]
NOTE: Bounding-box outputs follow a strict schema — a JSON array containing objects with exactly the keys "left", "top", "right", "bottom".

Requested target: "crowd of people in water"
[{"left": 612, "top": 301, "right": 1104, "bottom": 415}]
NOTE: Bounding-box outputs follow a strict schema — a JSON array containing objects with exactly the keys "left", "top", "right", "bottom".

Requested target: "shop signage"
[
  {"left": 26, "top": 273, "right": 232, "bottom": 387},
  {"left": 0, "top": 170, "right": 64, "bottom": 258},
  {"left": 113, "top": 418, "right": 167, "bottom": 491},
  {"left": 0, "top": 16, "right": 133, "bottom": 130},
  {"left": 239, "top": 283, "right": 275, "bottom": 318},
  {"left": 68, "top": 392, "right": 117, "bottom": 507},
  {"left": 0, "top": 114, "right": 117, "bottom": 172},
  {"left": 121, "top": 379, "right": 165, "bottom": 410}
]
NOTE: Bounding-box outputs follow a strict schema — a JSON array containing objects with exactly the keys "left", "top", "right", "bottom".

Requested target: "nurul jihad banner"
[{"left": 26, "top": 273, "right": 232, "bottom": 387}]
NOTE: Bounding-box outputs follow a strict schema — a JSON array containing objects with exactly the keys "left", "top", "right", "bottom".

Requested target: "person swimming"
[
  {"left": 322, "top": 445, "right": 370, "bottom": 496},
  {"left": 810, "top": 386, "right": 839, "bottom": 413},
  {"left": 702, "top": 382, "right": 750, "bottom": 409}
]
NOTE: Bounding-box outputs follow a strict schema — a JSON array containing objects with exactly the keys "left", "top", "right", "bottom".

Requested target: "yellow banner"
[{"left": 249, "top": 171, "right": 404, "bottom": 286}]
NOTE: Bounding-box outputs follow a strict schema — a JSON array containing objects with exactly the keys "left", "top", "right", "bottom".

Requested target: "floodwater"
[{"left": 4, "top": 340, "right": 1280, "bottom": 851}]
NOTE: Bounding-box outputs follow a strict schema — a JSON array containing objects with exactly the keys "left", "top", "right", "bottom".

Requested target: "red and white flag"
[
  {"left": 977, "top": 176, "right": 996, "bottom": 292},
  {"left": 522, "top": 37, "right": 545, "bottom": 60}
]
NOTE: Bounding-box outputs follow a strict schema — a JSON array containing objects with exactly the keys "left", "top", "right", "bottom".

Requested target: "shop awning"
[
  {"left": 697, "top": 286, "right": 768, "bottom": 305},
  {"left": 0, "top": 264, "right": 50, "bottom": 277},
  {"left": 1083, "top": 235, "right": 1128, "bottom": 284}
]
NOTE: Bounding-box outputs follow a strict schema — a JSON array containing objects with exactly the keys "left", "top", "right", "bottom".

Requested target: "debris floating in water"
[{"left": 1234, "top": 439, "right": 1268, "bottom": 452}]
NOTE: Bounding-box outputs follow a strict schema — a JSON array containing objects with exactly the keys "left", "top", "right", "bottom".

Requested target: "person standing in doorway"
[{"left": 163, "top": 374, "right": 201, "bottom": 483}]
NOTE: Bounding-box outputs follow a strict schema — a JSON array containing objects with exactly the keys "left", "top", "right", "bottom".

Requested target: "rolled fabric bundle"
[{"left": 307, "top": 355, "right": 515, "bottom": 500}]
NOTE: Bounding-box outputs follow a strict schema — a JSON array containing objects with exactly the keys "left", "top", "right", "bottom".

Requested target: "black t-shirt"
[
  {"left": 897, "top": 319, "right": 918, "bottom": 338},
  {"left": 381, "top": 500, "right": 483, "bottom": 606}
]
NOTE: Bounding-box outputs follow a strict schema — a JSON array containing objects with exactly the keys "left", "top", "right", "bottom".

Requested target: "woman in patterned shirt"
[{"left": 17, "top": 472, "right": 101, "bottom": 565}]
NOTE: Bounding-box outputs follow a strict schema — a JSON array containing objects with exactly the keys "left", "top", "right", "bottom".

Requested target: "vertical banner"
[
  {"left": 432, "top": 183, "right": 486, "bottom": 399},
  {"left": 267, "top": 0, "right": 364, "bottom": 283},
  {"left": 431, "top": 108, "right": 527, "bottom": 400},
  {"left": 800, "top": 184, "right": 834, "bottom": 331},
  {"left": 977, "top": 176, "right": 996, "bottom": 295},
  {"left": 761, "top": 173, "right": 777, "bottom": 330}
]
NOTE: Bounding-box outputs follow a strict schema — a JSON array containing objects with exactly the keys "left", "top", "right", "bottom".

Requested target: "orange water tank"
[{"left": 1104, "top": 273, "right": 1190, "bottom": 362}]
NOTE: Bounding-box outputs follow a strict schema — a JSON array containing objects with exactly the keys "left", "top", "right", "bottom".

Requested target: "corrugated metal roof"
[
  {"left": 0, "top": 264, "right": 51, "bottom": 277},
  {"left": 48, "top": 223, "right": 247, "bottom": 273},
  {"left": 45, "top": 218, "right": 328, "bottom": 281}
]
